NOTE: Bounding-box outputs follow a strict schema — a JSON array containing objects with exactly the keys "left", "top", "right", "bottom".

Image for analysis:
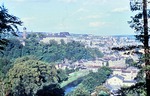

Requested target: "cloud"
[
  {"left": 79, "top": 15, "right": 101, "bottom": 20},
  {"left": 75, "top": 8, "right": 87, "bottom": 13},
  {"left": 21, "top": 17, "right": 36, "bottom": 26},
  {"left": 70, "top": 8, "right": 88, "bottom": 16},
  {"left": 89, "top": 22, "right": 106, "bottom": 27},
  {"left": 60, "top": 0, "right": 76, "bottom": 3},
  {"left": 92, "top": 0, "right": 108, "bottom": 3},
  {"left": 83, "top": 0, "right": 108, "bottom": 5},
  {"left": 112, "top": 7, "right": 129, "bottom": 13}
]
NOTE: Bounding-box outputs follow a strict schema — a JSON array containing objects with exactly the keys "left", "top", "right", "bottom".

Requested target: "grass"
[{"left": 60, "top": 69, "right": 89, "bottom": 87}]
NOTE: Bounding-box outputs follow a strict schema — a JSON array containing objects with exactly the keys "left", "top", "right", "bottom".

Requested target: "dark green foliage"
[
  {"left": 0, "top": 5, "right": 22, "bottom": 33},
  {"left": 106, "top": 61, "right": 109, "bottom": 66},
  {"left": 81, "top": 67, "right": 112, "bottom": 92},
  {"left": 0, "top": 57, "right": 12, "bottom": 78},
  {"left": 1, "top": 38, "right": 103, "bottom": 63},
  {"left": 0, "top": 5, "right": 22, "bottom": 51},
  {"left": 36, "top": 84, "right": 64, "bottom": 96},
  {"left": 0, "top": 38, "right": 23, "bottom": 58},
  {"left": 135, "top": 69, "right": 145, "bottom": 82},
  {"left": 57, "top": 69, "right": 68, "bottom": 82},
  {"left": 7, "top": 81, "right": 29, "bottom": 96},
  {"left": 119, "top": 82, "right": 146, "bottom": 96},
  {"left": 125, "top": 58, "right": 134, "bottom": 66},
  {"left": 0, "top": 39, "right": 9, "bottom": 52},
  {"left": 112, "top": 45, "right": 142, "bottom": 51}
]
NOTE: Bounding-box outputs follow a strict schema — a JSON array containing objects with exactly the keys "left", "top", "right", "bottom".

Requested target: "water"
[
  {"left": 64, "top": 77, "right": 83, "bottom": 95},
  {"left": 64, "top": 85, "right": 76, "bottom": 95}
]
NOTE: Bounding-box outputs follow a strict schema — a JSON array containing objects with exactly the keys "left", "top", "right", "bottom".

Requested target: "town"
[{"left": 19, "top": 31, "right": 143, "bottom": 95}]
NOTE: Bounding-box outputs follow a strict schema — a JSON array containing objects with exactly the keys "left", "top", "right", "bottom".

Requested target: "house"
[
  {"left": 106, "top": 75, "right": 124, "bottom": 87},
  {"left": 123, "top": 80, "right": 136, "bottom": 86},
  {"left": 113, "top": 69, "right": 122, "bottom": 76},
  {"left": 112, "top": 66, "right": 139, "bottom": 81},
  {"left": 121, "top": 66, "right": 139, "bottom": 80},
  {"left": 105, "top": 74, "right": 136, "bottom": 91}
]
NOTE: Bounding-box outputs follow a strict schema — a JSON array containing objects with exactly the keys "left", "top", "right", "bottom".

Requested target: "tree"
[
  {"left": 0, "top": 5, "right": 22, "bottom": 51},
  {"left": 36, "top": 84, "right": 64, "bottom": 96},
  {"left": 0, "top": 57, "right": 12, "bottom": 78},
  {"left": 94, "top": 85, "right": 110, "bottom": 96},
  {"left": 81, "top": 67, "right": 112, "bottom": 92},
  {"left": 119, "top": 82, "right": 146, "bottom": 96},
  {"left": 5, "top": 56, "right": 61, "bottom": 96},
  {"left": 129, "top": 0, "right": 150, "bottom": 95},
  {"left": 66, "top": 87, "right": 90, "bottom": 96},
  {"left": 57, "top": 69, "right": 68, "bottom": 82},
  {"left": 125, "top": 58, "right": 134, "bottom": 66}
]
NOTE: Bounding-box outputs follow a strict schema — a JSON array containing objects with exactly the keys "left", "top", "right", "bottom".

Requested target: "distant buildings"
[{"left": 40, "top": 37, "right": 70, "bottom": 44}]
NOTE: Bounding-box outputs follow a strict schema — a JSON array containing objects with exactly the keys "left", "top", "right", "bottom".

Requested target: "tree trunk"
[{"left": 143, "top": 0, "right": 150, "bottom": 95}]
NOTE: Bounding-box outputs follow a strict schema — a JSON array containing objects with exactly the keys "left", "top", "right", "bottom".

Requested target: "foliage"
[
  {"left": 0, "top": 57, "right": 12, "bottom": 78},
  {"left": 0, "top": 38, "right": 103, "bottom": 63},
  {"left": 135, "top": 69, "right": 145, "bottom": 82},
  {"left": 119, "top": 82, "right": 146, "bottom": 96},
  {"left": 65, "top": 67, "right": 77, "bottom": 75},
  {"left": 94, "top": 85, "right": 110, "bottom": 95},
  {"left": 4, "top": 56, "right": 63, "bottom": 96},
  {"left": 81, "top": 67, "right": 112, "bottom": 92},
  {"left": 125, "top": 58, "right": 134, "bottom": 65},
  {"left": 0, "top": 5, "right": 22, "bottom": 51},
  {"left": 26, "top": 32, "right": 46, "bottom": 40},
  {"left": 66, "top": 87, "right": 90, "bottom": 96},
  {"left": 57, "top": 69, "right": 68, "bottom": 82},
  {"left": 36, "top": 84, "right": 64, "bottom": 96},
  {"left": 116, "top": 0, "right": 150, "bottom": 95}
]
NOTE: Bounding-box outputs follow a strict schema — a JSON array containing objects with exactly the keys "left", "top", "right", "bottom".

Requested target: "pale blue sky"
[{"left": 1, "top": 0, "right": 134, "bottom": 35}]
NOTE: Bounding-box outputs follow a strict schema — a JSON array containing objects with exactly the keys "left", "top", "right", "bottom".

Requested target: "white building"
[
  {"left": 40, "top": 37, "right": 70, "bottom": 44},
  {"left": 106, "top": 74, "right": 136, "bottom": 90}
]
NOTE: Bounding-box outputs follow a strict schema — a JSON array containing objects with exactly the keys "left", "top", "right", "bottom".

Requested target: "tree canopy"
[
  {"left": 0, "top": 38, "right": 103, "bottom": 63},
  {"left": 5, "top": 56, "right": 64, "bottom": 96}
]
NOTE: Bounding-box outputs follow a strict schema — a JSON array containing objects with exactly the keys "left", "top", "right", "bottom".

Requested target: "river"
[{"left": 63, "top": 77, "right": 83, "bottom": 95}]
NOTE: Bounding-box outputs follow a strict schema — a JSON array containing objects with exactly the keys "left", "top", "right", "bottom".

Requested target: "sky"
[{"left": 1, "top": 0, "right": 135, "bottom": 35}]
